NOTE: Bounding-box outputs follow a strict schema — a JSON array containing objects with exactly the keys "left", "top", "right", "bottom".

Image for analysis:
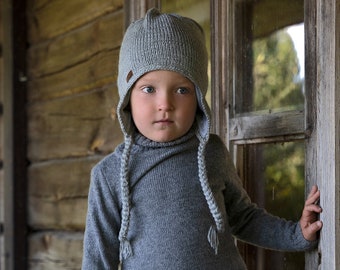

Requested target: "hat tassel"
[
  {"left": 120, "top": 238, "right": 133, "bottom": 261},
  {"left": 207, "top": 225, "right": 219, "bottom": 255}
]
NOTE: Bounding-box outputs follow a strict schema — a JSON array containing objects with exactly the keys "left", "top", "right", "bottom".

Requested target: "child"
[{"left": 82, "top": 8, "right": 322, "bottom": 269}]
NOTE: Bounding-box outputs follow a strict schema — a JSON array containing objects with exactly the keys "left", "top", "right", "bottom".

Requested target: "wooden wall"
[
  {"left": 26, "top": 0, "right": 124, "bottom": 268},
  {"left": 0, "top": 0, "right": 4, "bottom": 267}
]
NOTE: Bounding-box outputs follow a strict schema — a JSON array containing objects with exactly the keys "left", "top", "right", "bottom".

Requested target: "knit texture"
[
  {"left": 117, "top": 8, "right": 209, "bottom": 137},
  {"left": 116, "top": 8, "right": 222, "bottom": 259},
  {"left": 82, "top": 133, "right": 317, "bottom": 269}
]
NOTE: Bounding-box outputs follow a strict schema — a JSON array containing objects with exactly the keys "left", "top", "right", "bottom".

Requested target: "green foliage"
[
  {"left": 253, "top": 29, "right": 304, "bottom": 111},
  {"left": 252, "top": 29, "right": 306, "bottom": 269},
  {"left": 262, "top": 142, "right": 305, "bottom": 221},
  {"left": 252, "top": 28, "right": 305, "bottom": 221}
]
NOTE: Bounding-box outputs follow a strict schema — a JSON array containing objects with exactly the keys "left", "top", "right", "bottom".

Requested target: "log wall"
[
  {"left": 26, "top": 0, "right": 124, "bottom": 268},
  {"left": 0, "top": 0, "right": 4, "bottom": 266}
]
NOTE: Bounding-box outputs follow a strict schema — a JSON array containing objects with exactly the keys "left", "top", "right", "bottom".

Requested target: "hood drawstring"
[
  {"left": 118, "top": 136, "right": 133, "bottom": 260},
  {"left": 197, "top": 136, "right": 225, "bottom": 254}
]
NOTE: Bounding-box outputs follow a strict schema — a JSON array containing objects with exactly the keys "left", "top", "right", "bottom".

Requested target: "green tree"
[
  {"left": 253, "top": 30, "right": 304, "bottom": 111},
  {"left": 252, "top": 28, "right": 305, "bottom": 220}
]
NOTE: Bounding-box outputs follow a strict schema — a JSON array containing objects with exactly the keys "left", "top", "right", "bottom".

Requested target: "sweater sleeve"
[
  {"left": 209, "top": 136, "right": 318, "bottom": 251},
  {"left": 82, "top": 162, "right": 121, "bottom": 269}
]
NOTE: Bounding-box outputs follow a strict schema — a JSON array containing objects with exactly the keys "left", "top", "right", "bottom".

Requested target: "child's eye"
[
  {"left": 176, "top": 87, "right": 190, "bottom": 94},
  {"left": 142, "top": 86, "right": 155, "bottom": 93}
]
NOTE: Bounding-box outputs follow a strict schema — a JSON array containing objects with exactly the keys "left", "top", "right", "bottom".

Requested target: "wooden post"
[
  {"left": 2, "top": 0, "right": 28, "bottom": 269},
  {"left": 316, "top": 0, "right": 340, "bottom": 268},
  {"left": 306, "top": 0, "right": 340, "bottom": 269},
  {"left": 210, "top": 0, "right": 229, "bottom": 142},
  {"left": 124, "top": 0, "right": 161, "bottom": 29}
]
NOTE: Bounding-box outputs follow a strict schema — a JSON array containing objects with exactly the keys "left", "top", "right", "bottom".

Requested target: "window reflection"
[
  {"left": 241, "top": 141, "right": 305, "bottom": 269},
  {"left": 234, "top": 0, "right": 304, "bottom": 114}
]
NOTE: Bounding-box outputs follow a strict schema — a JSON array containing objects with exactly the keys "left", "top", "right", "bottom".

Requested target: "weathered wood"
[
  {"left": 0, "top": 58, "right": 3, "bottom": 160},
  {"left": 0, "top": 170, "right": 3, "bottom": 222},
  {"left": 2, "top": 0, "right": 28, "bottom": 268},
  {"left": 124, "top": 0, "right": 160, "bottom": 28},
  {"left": 29, "top": 197, "right": 87, "bottom": 230},
  {"left": 28, "top": 49, "right": 120, "bottom": 102},
  {"left": 314, "top": 0, "right": 340, "bottom": 269},
  {"left": 0, "top": 116, "right": 2, "bottom": 160},
  {"left": 28, "top": 10, "right": 123, "bottom": 78},
  {"left": 27, "top": 0, "right": 123, "bottom": 43},
  {"left": 0, "top": 2, "right": 4, "bottom": 269},
  {"left": 28, "top": 85, "right": 123, "bottom": 161},
  {"left": 28, "top": 231, "right": 83, "bottom": 269},
  {"left": 304, "top": 0, "right": 319, "bottom": 268},
  {"left": 211, "top": 0, "right": 228, "bottom": 142},
  {"left": 229, "top": 110, "right": 305, "bottom": 143},
  {"left": 28, "top": 156, "right": 100, "bottom": 229},
  {"left": 0, "top": 171, "right": 3, "bottom": 270}
]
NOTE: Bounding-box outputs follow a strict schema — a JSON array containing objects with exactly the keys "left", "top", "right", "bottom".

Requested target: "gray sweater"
[{"left": 82, "top": 132, "right": 315, "bottom": 269}]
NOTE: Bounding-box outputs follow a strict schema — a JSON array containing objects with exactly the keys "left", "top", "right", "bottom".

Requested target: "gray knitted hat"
[{"left": 117, "top": 8, "right": 224, "bottom": 260}]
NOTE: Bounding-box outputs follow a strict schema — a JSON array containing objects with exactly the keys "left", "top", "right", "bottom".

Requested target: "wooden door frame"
[
  {"left": 305, "top": 0, "right": 340, "bottom": 268},
  {"left": 2, "top": 0, "right": 28, "bottom": 269}
]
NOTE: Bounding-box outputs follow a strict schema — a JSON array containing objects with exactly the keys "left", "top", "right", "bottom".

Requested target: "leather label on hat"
[{"left": 126, "top": 70, "right": 133, "bottom": 82}]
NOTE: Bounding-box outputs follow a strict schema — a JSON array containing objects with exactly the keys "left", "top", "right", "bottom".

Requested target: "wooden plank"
[
  {"left": 2, "top": 0, "right": 28, "bottom": 268},
  {"left": 211, "top": 0, "right": 228, "bottom": 141},
  {"left": 124, "top": 0, "right": 160, "bottom": 28},
  {"left": 28, "top": 10, "right": 123, "bottom": 78},
  {"left": 0, "top": 57, "right": 3, "bottom": 160},
  {"left": 0, "top": 170, "right": 3, "bottom": 224},
  {"left": 28, "top": 49, "right": 120, "bottom": 102},
  {"left": 229, "top": 110, "right": 305, "bottom": 142},
  {"left": 27, "top": 0, "right": 123, "bottom": 42},
  {"left": 28, "top": 86, "right": 123, "bottom": 161},
  {"left": 28, "top": 231, "right": 83, "bottom": 269},
  {"left": 29, "top": 197, "right": 88, "bottom": 230},
  {"left": 304, "top": 0, "right": 319, "bottom": 268},
  {"left": 315, "top": 0, "right": 340, "bottom": 269},
  {"left": 28, "top": 157, "right": 99, "bottom": 229}
]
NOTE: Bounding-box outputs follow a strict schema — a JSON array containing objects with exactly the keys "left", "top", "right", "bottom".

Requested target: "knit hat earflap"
[{"left": 117, "top": 8, "right": 225, "bottom": 260}]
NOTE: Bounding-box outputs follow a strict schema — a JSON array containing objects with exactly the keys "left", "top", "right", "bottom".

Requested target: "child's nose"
[{"left": 158, "top": 92, "right": 174, "bottom": 111}]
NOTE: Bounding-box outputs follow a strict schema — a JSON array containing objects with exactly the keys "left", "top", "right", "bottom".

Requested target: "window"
[
  {"left": 215, "top": 0, "right": 340, "bottom": 269},
  {"left": 228, "top": 1, "right": 306, "bottom": 268}
]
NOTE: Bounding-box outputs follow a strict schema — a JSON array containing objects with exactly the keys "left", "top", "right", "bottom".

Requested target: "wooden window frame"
[
  {"left": 125, "top": 0, "right": 340, "bottom": 268},
  {"left": 211, "top": 0, "right": 340, "bottom": 269}
]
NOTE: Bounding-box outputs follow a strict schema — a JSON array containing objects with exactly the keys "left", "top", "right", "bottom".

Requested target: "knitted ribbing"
[{"left": 117, "top": 8, "right": 208, "bottom": 136}]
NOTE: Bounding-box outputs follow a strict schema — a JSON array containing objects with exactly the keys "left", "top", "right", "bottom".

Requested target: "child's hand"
[{"left": 300, "top": 185, "right": 323, "bottom": 241}]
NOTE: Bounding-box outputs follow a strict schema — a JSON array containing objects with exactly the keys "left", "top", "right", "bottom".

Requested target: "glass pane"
[
  {"left": 242, "top": 141, "right": 305, "bottom": 269},
  {"left": 160, "top": 0, "right": 211, "bottom": 106},
  {"left": 234, "top": 0, "right": 305, "bottom": 114}
]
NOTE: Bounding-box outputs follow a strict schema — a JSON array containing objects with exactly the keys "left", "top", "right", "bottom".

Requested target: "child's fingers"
[
  {"left": 306, "top": 185, "right": 320, "bottom": 205},
  {"left": 303, "top": 204, "right": 322, "bottom": 215},
  {"left": 302, "top": 220, "right": 323, "bottom": 241}
]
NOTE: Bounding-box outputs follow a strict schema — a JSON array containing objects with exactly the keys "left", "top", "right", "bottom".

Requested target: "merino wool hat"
[{"left": 117, "top": 8, "right": 224, "bottom": 260}]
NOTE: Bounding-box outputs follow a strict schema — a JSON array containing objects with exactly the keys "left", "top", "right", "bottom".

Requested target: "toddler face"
[{"left": 130, "top": 70, "right": 197, "bottom": 142}]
